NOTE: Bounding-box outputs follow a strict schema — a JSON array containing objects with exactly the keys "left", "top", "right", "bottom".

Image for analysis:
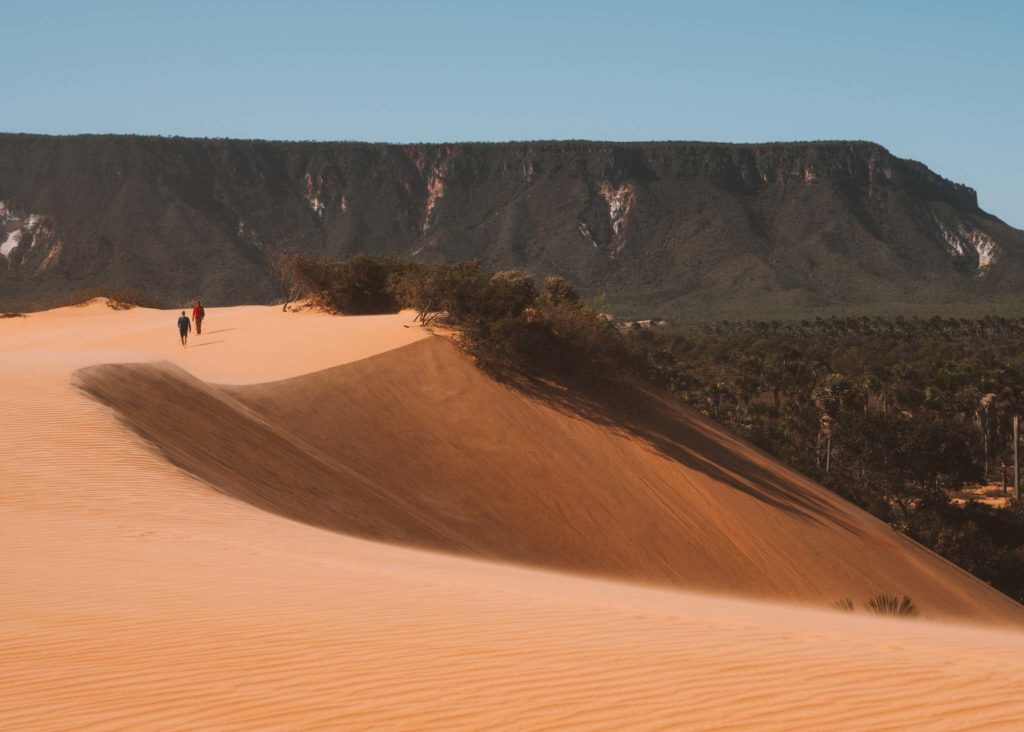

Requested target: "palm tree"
[
  {"left": 812, "top": 374, "right": 855, "bottom": 472},
  {"left": 975, "top": 390, "right": 996, "bottom": 477},
  {"left": 860, "top": 373, "right": 880, "bottom": 414}
]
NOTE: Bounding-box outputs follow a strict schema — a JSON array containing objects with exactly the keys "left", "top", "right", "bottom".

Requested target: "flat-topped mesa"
[
  {"left": 389, "top": 140, "right": 977, "bottom": 207},
  {"left": 0, "top": 134, "right": 1017, "bottom": 318}
]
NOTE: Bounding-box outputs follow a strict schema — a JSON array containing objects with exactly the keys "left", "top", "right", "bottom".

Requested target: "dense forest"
[
  {"left": 282, "top": 255, "right": 1024, "bottom": 604},
  {"left": 630, "top": 317, "right": 1024, "bottom": 601}
]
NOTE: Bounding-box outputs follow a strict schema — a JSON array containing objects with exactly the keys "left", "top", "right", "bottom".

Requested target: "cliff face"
[{"left": 1, "top": 134, "right": 1021, "bottom": 320}]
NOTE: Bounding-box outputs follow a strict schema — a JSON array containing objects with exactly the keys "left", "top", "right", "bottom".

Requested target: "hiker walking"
[
  {"left": 177, "top": 310, "right": 192, "bottom": 347},
  {"left": 192, "top": 300, "right": 206, "bottom": 335}
]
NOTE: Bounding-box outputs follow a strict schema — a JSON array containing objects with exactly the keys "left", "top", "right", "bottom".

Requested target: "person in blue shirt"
[{"left": 177, "top": 310, "right": 191, "bottom": 347}]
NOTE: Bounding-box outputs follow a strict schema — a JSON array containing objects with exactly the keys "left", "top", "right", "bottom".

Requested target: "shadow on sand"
[{"left": 490, "top": 367, "right": 860, "bottom": 534}]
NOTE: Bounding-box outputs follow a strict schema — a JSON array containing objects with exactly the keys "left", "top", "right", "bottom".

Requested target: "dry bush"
[
  {"left": 832, "top": 598, "right": 855, "bottom": 612},
  {"left": 865, "top": 594, "right": 919, "bottom": 616},
  {"left": 267, "top": 250, "right": 308, "bottom": 311}
]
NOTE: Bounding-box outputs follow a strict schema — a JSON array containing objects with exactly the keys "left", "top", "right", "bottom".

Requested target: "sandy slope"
[
  {"left": 77, "top": 337, "right": 1023, "bottom": 621},
  {"left": 3, "top": 302, "right": 1024, "bottom": 730}
]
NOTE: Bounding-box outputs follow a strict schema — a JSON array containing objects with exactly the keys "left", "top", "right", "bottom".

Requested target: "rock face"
[
  {"left": 1, "top": 201, "right": 63, "bottom": 272},
  {"left": 1, "top": 134, "right": 1022, "bottom": 319}
]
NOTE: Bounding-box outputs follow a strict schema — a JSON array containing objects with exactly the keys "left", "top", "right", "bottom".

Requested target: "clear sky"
[{"left": 3, "top": 1, "right": 1021, "bottom": 227}]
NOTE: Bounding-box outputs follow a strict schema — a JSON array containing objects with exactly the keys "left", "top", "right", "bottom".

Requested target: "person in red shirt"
[{"left": 191, "top": 300, "right": 206, "bottom": 335}]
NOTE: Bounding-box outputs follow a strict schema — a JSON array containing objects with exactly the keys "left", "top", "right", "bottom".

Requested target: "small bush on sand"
[
  {"left": 389, "top": 263, "right": 538, "bottom": 323},
  {"left": 486, "top": 270, "right": 539, "bottom": 319},
  {"left": 389, "top": 259, "right": 634, "bottom": 382},
  {"left": 290, "top": 254, "right": 413, "bottom": 314},
  {"left": 467, "top": 301, "right": 635, "bottom": 382},
  {"left": 832, "top": 598, "right": 855, "bottom": 612},
  {"left": 268, "top": 249, "right": 308, "bottom": 311},
  {"left": 294, "top": 254, "right": 638, "bottom": 385},
  {"left": 865, "top": 594, "right": 919, "bottom": 617},
  {"left": 389, "top": 260, "right": 490, "bottom": 324},
  {"left": 467, "top": 312, "right": 566, "bottom": 373}
]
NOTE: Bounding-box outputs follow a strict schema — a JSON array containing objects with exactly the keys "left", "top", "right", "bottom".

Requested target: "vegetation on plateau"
[
  {"left": 633, "top": 314, "right": 1024, "bottom": 603},
  {"left": 5, "top": 134, "right": 1024, "bottom": 323}
]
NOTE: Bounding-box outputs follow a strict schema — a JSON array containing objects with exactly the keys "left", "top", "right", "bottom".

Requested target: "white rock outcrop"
[
  {"left": 939, "top": 220, "right": 998, "bottom": 275},
  {"left": 304, "top": 174, "right": 326, "bottom": 218},
  {"left": 0, "top": 200, "right": 61, "bottom": 267}
]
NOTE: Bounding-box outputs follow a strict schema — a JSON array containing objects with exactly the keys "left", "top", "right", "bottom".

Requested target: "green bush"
[
  {"left": 290, "top": 254, "right": 412, "bottom": 314},
  {"left": 388, "top": 262, "right": 539, "bottom": 324},
  {"left": 487, "top": 270, "right": 539, "bottom": 319},
  {"left": 543, "top": 275, "right": 581, "bottom": 306},
  {"left": 388, "top": 260, "right": 489, "bottom": 323},
  {"left": 382, "top": 256, "right": 635, "bottom": 382},
  {"left": 467, "top": 313, "right": 563, "bottom": 371},
  {"left": 466, "top": 302, "right": 636, "bottom": 382}
]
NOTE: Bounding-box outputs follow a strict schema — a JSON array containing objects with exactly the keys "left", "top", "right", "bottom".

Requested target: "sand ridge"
[{"left": 3, "top": 302, "right": 1024, "bottom": 730}]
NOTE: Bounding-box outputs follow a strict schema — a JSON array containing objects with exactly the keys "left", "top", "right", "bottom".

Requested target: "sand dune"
[
  {"left": 3, "top": 302, "right": 1024, "bottom": 730},
  {"left": 78, "top": 335, "right": 1022, "bottom": 621}
]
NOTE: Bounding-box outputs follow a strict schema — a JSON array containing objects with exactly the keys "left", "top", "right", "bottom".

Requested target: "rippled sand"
[{"left": 3, "top": 301, "right": 1023, "bottom": 730}]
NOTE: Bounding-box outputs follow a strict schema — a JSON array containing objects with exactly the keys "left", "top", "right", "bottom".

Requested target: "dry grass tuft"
[{"left": 865, "top": 594, "right": 919, "bottom": 617}]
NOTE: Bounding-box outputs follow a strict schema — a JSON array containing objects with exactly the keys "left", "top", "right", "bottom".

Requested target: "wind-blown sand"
[{"left": 3, "top": 301, "right": 1024, "bottom": 730}]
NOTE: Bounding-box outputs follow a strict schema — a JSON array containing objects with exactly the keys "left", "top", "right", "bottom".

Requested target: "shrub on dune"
[
  {"left": 865, "top": 594, "right": 919, "bottom": 617},
  {"left": 832, "top": 595, "right": 919, "bottom": 616},
  {"left": 463, "top": 307, "right": 625, "bottom": 383},
  {"left": 485, "top": 270, "right": 539, "bottom": 319},
  {"left": 55, "top": 287, "right": 158, "bottom": 310},
  {"left": 311, "top": 254, "right": 636, "bottom": 385},
  {"left": 289, "top": 254, "right": 412, "bottom": 315},
  {"left": 389, "top": 260, "right": 491, "bottom": 324}
]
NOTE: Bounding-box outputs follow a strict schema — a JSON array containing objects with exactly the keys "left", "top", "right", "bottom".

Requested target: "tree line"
[{"left": 630, "top": 317, "right": 1024, "bottom": 601}]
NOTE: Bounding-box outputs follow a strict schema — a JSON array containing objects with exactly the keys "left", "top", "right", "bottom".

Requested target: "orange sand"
[{"left": 3, "top": 301, "right": 1024, "bottom": 730}]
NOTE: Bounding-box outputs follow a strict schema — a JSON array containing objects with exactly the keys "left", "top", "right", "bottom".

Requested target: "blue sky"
[{"left": 3, "top": 1, "right": 1021, "bottom": 226}]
